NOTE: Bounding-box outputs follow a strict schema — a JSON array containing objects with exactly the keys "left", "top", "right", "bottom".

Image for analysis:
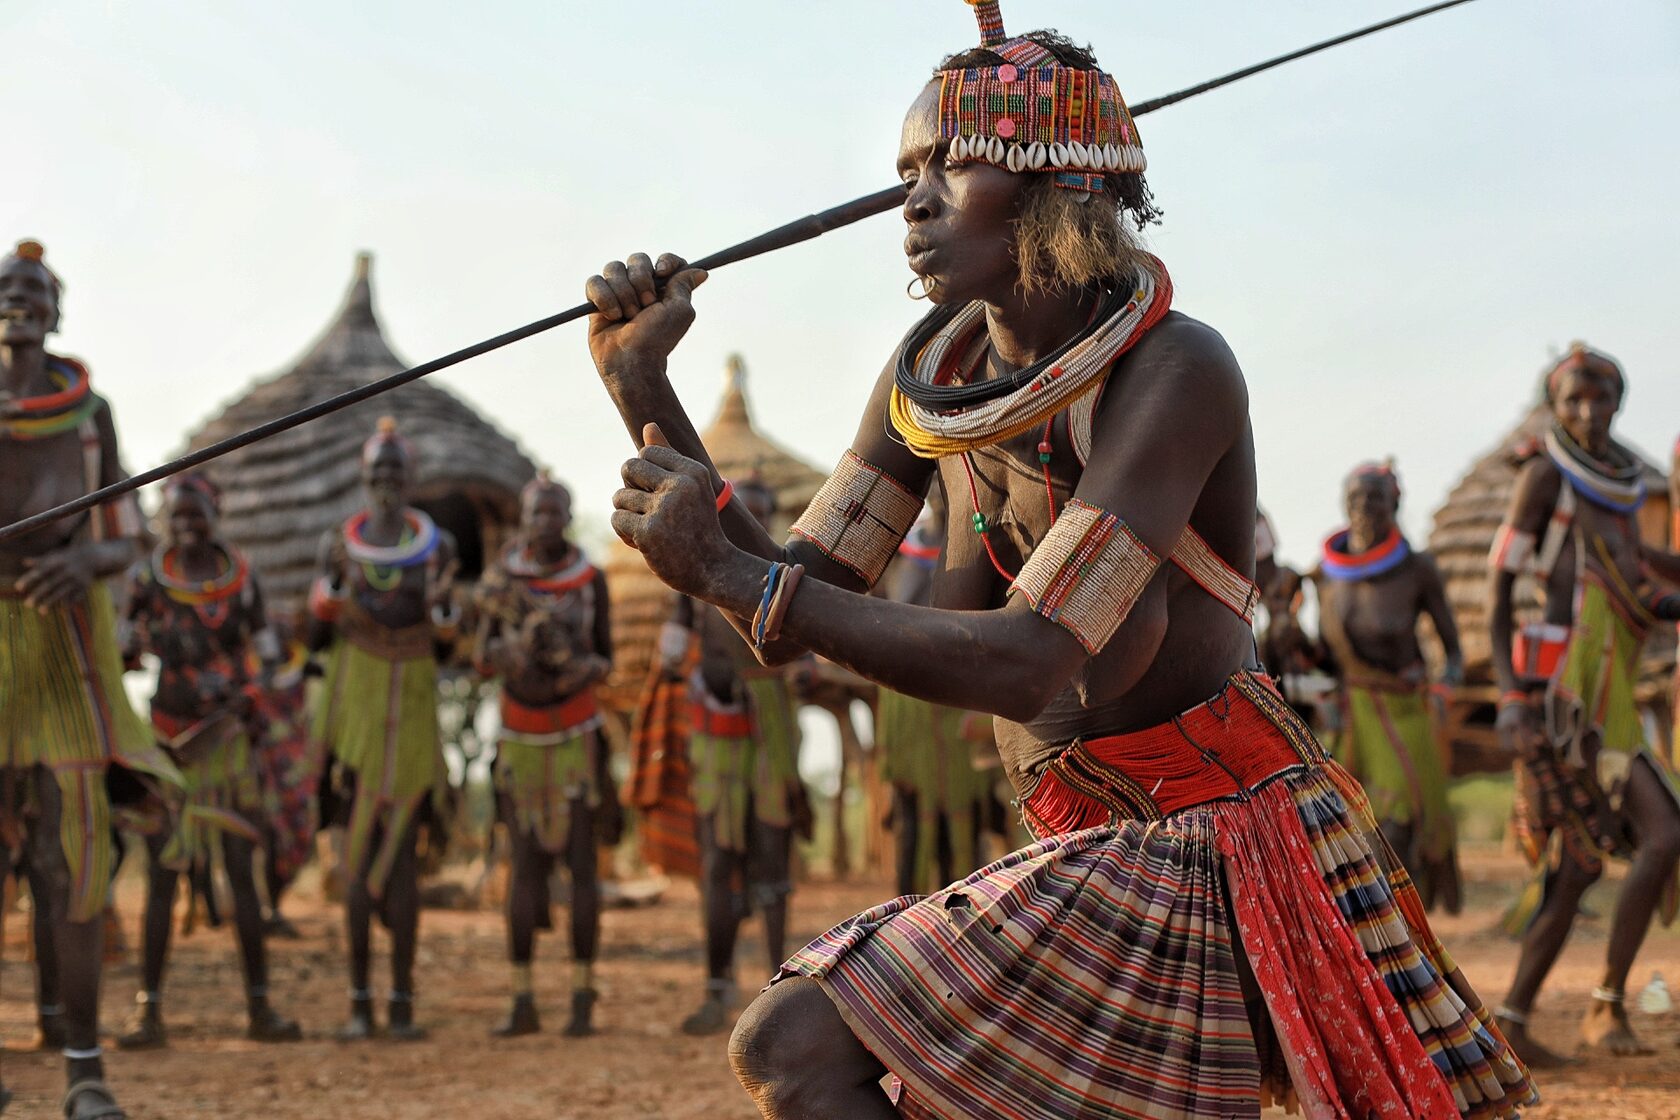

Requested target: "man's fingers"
[
  {"left": 584, "top": 275, "right": 625, "bottom": 321},
  {"left": 609, "top": 509, "right": 642, "bottom": 548},
  {"left": 638, "top": 442, "right": 711, "bottom": 484},
  {"left": 643, "top": 422, "right": 671, "bottom": 449},
  {"left": 600, "top": 260, "right": 640, "bottom": 320},
  {"left": 654, "top": 253, "right": 689, "bottom": 277},
  {"left": 621, "top": 456, "right": 672, "bottom": 492},
  {"left": 663, "top": 268, "right": 708, "bottom": 303},
  {"left": 626, "top": 253, "right": 657, "bottom": 308},
  {"left": 612, "top": 487, "right": 656, "bottom": 515}
]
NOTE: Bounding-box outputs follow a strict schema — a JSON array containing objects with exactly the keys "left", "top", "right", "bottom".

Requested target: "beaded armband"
[
  {"left": 790, "top": 451, "right": 923, "bottom": 586},
  {"left": 1009, "top": 499, "right": 1160, "bottom": 655},
  {"left": 1488, "top": 524, "right": 1536, "bottom": 574},
  {"left": 309, "top": 576, "right": 347, "bottom": 623}
]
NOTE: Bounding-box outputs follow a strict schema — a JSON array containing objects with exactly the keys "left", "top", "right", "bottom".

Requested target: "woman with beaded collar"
[
  {"left": 116, "top": 473, "right": 303, "bottom": 1049},
  {"left": 1490, "top": 344, "right": 1680, "bottom": 1065},
  {"left": 308, "top": 416, "right": 458, "bottom": 1042},
  {"left": 0, "top": 240, "right": 181, "bottom": 1120},
  {"left": 583, "top": 3, "right": 1535, "bottom": 1115}
]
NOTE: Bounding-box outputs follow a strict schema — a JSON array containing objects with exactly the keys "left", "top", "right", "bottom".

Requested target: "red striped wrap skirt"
[{"left": 777, "top": 672, "right": 1536, "bottom": 1119}]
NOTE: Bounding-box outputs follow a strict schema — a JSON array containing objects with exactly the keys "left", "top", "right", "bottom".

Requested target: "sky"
[{"left": 9, "top": 0, "right": 1680, "bottom": 575}]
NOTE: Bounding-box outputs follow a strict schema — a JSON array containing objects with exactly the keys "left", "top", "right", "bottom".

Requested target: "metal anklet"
[
  {"left": 135, "top": 990, "right": 161, "bottom": 1006},
  {"left": 388, "top": 990, "right": 414, "bottom": 1003},
  {"left": 1591, "top": 986, "right": 1625, "bottom": 1004},
  {"left": 63, "top": 1046, "right": 103, "bottom": 1061},
  {"left": 1493, "top": 1005, "right": 1527, "bottom": 1026}
]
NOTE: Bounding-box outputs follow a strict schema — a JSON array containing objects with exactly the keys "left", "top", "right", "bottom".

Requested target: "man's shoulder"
[{"left": 1125, "top": 312, "right": 1244, "bottom": 400}]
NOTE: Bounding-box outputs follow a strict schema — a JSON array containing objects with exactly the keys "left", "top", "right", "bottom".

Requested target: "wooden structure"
[
  {"left": 181, "top": 253, "right": 537, "bottom": 621},
  {"left": 1427, "top": 400, "right": 1674, "bottom": 773}
]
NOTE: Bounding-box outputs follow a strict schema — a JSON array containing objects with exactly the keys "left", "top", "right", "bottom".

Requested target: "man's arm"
[
  {"left": 612, "top": 319, "right": 1248, "bottom": 723},
  {"left": 1417, "top": 552, "right": 1463, "bottom": 684},
  {"left": 1489, "top": 459, "right": 1560, "bottom": 696},
  {"left": 15, "top": 400, "right": 137, "bottom": 607}
]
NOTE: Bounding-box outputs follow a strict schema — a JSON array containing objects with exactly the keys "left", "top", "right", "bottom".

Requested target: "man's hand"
[
  {"left": 585, "top": 253, "right": 708, "bottom": 379},
  {"left": 611, "top": 425, "right": 737, "bottom": 601},
  {"left": 1497, "top": 700, "right": 1546, "bottom": 763},
  {"left": 15, "top": 546, "right": 97, "bottom": 611}
]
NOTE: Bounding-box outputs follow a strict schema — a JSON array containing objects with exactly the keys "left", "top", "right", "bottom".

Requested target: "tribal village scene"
[{"left": 5, "top": 1, "right": 1680, "bottom": 1117}]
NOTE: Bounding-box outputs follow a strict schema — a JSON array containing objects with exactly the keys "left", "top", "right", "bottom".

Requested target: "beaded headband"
[
  {"left": 165, "top": 471, "right": 221, "bottom": 515},
  {"left": 1544, "top": 341, "right": 1623, "bottom": 403},
  {"left": 939, "top": 0, "right": 1144, "bottom": 195},
  {"left": 361, "top": 414, "right": 415, "bottom": 466}
]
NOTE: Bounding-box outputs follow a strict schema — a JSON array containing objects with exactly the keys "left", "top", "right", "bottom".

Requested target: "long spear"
[{"left": 0, "top": 0, "right": 1478, "bottom": 545}]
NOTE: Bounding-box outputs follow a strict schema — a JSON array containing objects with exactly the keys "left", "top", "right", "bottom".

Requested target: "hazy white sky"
[{"left": 10, "top": 0, "right": 1679, "bottom": 571}]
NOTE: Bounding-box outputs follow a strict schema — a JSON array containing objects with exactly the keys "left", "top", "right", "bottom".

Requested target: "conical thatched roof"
[
  {"left": 182, "top": 253, "right": 536, "bottom": 620},
  {"left": 600, "top": 354, "right": 827, "bottom": 712}
]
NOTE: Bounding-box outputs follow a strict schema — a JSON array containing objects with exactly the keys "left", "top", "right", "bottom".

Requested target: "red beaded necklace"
[
  {"left": 960, "top": 413, "right": 1061, "bottom": 584},
  {"left": 155, "top": 543, "right": 247, "bottom": 628}
]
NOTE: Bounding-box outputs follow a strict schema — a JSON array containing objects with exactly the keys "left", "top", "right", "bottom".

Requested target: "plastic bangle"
[
  {"left": 761, "top": 564, "right": 805, "bottom": 645},
  {"left": 715, "top": 479, "right": 734, "bottom": 513}
]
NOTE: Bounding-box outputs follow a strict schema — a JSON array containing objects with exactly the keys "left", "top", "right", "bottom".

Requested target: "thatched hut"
[
  {"left": 182, "top": 254, "right": 537, "bottom": 621},
  {"left": 600, "top": 354, "right": 828, "bottom": 711},
  {"left": 1427, "top": 401, "right": 1674, "bottom": 771}
]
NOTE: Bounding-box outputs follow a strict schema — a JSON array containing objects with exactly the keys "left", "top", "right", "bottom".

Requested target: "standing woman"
[
  {"left": 473, "top": 471, "right": 620, "bottom": 1038},
  {"left": 309, "top": 417, "right": 457, "bottom": 1041},
  {"left": 117, "top": 473, "right": 302, "bottom": 1047},
  {"left": 583, "top": 3, "right": 1536, "bottom": 1116}
]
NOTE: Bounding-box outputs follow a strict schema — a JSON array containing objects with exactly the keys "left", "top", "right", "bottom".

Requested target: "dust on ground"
[{"left": 2, "top": 847, "right": 1679, "bottom": 1118}]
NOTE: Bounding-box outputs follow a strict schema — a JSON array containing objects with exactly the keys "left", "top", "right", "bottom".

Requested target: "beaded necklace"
[
  {"left": 154, "top": 543, "right": 248, "bottom": 628},
  {"left": 0, "top": 356, "right": 98, "bottom": 440},
  {"left": 505, "top": 543, "right": 595, "bottom": 596},
  {"left": 344, "top": 509, "right": 439, "bottom": 590},
  {"left": 960, "top": 414, "right": 1061, "bottom": 583},
  {"left": 1544, "top": 424, "right": 1645, "bottom": 514},
  {"left": 1320, "top": 527, "right": 1410, "bottom": 582}
]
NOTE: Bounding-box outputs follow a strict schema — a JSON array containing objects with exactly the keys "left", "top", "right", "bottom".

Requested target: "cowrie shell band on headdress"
[{"left": 943, "top": 0, "right": 1146, "bottom": 193}]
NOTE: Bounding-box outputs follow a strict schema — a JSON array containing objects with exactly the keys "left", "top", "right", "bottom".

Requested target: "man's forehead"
[{"left": 0, "top": 259, "right": 54, "bottom": 287}]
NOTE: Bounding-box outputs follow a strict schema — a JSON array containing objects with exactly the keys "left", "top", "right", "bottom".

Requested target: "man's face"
[
  {"left": 522, "top": 487, "right": 572, "bottom": 554},
  {"left": 0, "top": 258, "right": 59, "bottom": 348},
  {"left": 167, "top": 491, "right": 215, "bottom": 550},
  {"left": 362, "top": 443, "right": 410, "bottom": 513},
  {"left": 1551, "top": 366, "right": 1620, "bottom": 457},
  {"left": 1344, "top": 474, "right": 1398, "bottom": 541},
  {"left": 898, "top": 82, "right": 1026, "bottom": 307}
]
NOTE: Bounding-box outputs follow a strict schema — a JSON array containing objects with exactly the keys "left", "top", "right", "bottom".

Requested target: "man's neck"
[
  {"left": 1346, "top": 523, "right": 1391, "bottom": 553},
  {"left": 0, "top": 343, "right": 48, "bottom": 398},
  {"left": 364, "top": 505, "right": 407, "bottom": 541},
  {"left": 530, "top": 538, "right": 572, "bottom": 568},
  {"left": 174, "top": 539, "right": 221, "bottom": 574},
  {"left": 982, "top": 286, "right": 1097, "bottom": 374}
]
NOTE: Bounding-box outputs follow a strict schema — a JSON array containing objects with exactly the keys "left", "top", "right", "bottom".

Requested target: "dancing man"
[
  {"left": 310, "top": 416, "right": 457, "bottom": 1041},
  {"left": 0, "top": 240, "right": 180, "bottom": 1120},
  {"left": 1491, "top": 343, "right": 1680, "bottom": 1064},
  {"left": 658, "top": 478, "right": 807, "bottom": 1037},
  {"left": 474, "top": 471, "right": 619, "bottom": 1038},
  {"left": 582, "top": 4, "right": 1535, "bottom": 1114},
  {"left": 1315, "top": 461, "right": 1464, "bottom": 912},
  {"left": 116, "top": 473, "right": 302, "bottom": 1048}
]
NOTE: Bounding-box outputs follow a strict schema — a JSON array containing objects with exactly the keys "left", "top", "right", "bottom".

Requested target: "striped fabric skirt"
[{"left": 778, "top": 672, "right": 1535, "bottom": 1119}]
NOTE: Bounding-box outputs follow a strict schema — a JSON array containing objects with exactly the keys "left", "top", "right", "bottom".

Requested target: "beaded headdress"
[
  {"left": 939, "top": 0, "right": 1145, "bottom": 195},
  {"left": 165, "top": 471, "right": 222, "bottom": 515},
  {"left": 361, "top": 415, "right": 414, "bottom": 466},
  {"left": 1544, "top": 341, "right": 1623, "bottom": 403}
]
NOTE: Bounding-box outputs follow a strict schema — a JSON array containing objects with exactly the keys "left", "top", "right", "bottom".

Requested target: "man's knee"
[{"left": 729, "top": 979, "right": 829, "bottom": 1104}]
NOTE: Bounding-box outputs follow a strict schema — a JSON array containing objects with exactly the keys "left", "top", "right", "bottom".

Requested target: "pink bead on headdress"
[
  {"left": 362, "top": 415, "right": 415, "bottom": 465},
  {"left": 1544, "top": 341, "right": 1624, "bottom": 403},
  {"left": 4, "top": 239, "right": 65, "bottom": 310},
  {"left": 941, "top": 0, "right": 1145, "bottom": 194}
]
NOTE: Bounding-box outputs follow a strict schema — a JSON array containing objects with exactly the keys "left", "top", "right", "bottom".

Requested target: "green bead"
[{"left": 972, "top": 512, "right": 987, "bottom": 533}]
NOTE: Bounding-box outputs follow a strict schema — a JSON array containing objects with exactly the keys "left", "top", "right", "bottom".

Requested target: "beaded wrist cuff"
[
  {"left": 1010, "top": 498, "right": 1159, "bottom": 654},
  {"left": 790, "top": 451, "right": 923, "bottom": 586}
]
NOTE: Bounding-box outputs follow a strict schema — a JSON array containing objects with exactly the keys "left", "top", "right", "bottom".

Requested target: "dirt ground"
[{"left": 3, "top": 846, "right": 1680, "bottom": 1118}]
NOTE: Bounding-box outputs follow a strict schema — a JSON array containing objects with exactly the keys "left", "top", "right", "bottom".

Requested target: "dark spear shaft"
[{"left": 0, "top": 0, "right": 1477, "bottom": 545}]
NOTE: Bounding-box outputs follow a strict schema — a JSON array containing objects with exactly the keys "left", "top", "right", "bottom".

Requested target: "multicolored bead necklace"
[
  {"left": 1320, "top": 527, "right": 1411, "bottom": 582},
  {"left": 344, "top": 509, "right": 440, "bottom": 590},
  {"left": 960, "top": 414, "right": 1062, "bottom": 583},
  {"left": 153, "top": 543, "right": 248, "bottom": 628},
  {"left": 505, "top": 543, "right": 595, "bottom": 596},
  {"left": 0, "top": 356, "right": 98, "bottom": 441},
  {"left": 1544, "top": 424, "right": 1645, "bottom": 514}
]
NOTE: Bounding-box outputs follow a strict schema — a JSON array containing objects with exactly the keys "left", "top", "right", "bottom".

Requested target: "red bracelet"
[
  {"left": 715, "top": 479, "right": 734, "bottom": 513},
  {"left": 1498, "top": 690, "right": 1530, "bottom": 709}
]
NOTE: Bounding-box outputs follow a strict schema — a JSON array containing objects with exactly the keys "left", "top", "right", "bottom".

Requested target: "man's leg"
[
  {"left": 1378, "top": 818, "right": 1428, "bottom": 909},
  {"left": 683, "top": 816, "right": 742, "bottom": 1035},
  {"left": 222, "top": 831, "right": 300, "bottom": 1041},
  {"left": 116, "top": 832, "right": 174, "bottom": 1050},
  {"left": 934, "top": 811, "right": 956, "bottom": 889},
  {"left": 383, "top": 820, "right": 425, "bottom": 1041},
  {"left": 261, "top": 827, "right": 299, "bottom": 939},
  {"left": 338, "top": 823, "right": 377, "bottom": 1040},
  {"left": 750, "top": 821, "right": 793, "bottom": 975},
  {"left": 730, "top": 978, "right": 895, "bottom": 1120},
  {"left": 563, "top": 798, "right": 601, "bottom": 1037},
  {"left": 30, "top": 771, "right": 123, "bottom": 1118},
  {"left": 1498, "top": 849, "right": 1600, "bottom": 1067},
  {"left": 27, "top": 857, "right": 66, "bottom": 1050},
  {"left": 494, "top": 825, "right": 549, "bottom": 1037},
  {"left": 1582, "top": 755, "right": 1680, "bottom": 1054},
  {"left": 893, "top": 787, "right": 918, "bottom": 897}
]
